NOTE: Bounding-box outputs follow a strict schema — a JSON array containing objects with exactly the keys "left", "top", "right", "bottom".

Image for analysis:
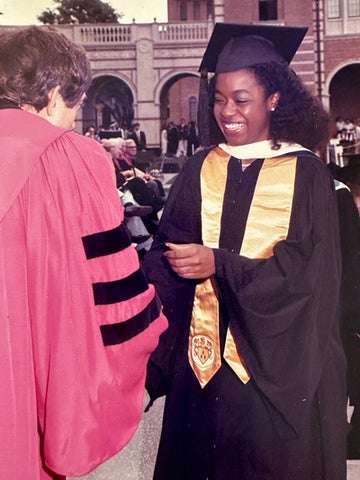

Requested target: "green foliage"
[{"left": 37, "top": 0, "right": 121, "bottom": 24}]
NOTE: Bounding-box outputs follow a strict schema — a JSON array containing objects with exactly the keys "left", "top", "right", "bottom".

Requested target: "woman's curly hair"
[
  {"left": 251, "top": 62, "right": 330, "bottom": 153},
  {"left": 0, "top": 26, "right": 92, "bottom": 111}
]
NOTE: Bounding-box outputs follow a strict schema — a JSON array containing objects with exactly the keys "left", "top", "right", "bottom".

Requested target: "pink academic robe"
[{"left": 0, "top": 109, "right": 167, "bottom": 479}]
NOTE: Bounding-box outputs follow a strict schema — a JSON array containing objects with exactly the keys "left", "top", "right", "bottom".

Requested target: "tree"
[{"left": 37, "top": 0, "right": 122, "bottom": 24}]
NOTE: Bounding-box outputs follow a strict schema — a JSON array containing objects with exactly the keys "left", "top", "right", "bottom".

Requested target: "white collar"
[{"left": 218, "top": 140, "right": 310, "bottom": 159}]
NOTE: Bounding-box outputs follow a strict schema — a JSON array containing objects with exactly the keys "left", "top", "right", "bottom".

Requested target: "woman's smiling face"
[{"left": 213, "top": 68, "right": 277, "bottom": 146}]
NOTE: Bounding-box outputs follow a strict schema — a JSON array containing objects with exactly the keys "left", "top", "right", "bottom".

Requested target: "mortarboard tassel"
[{"left": 197, "top": 69, "right": 210, "bottom": 148}]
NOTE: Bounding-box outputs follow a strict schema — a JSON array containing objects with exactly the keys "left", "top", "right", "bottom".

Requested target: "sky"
[{"left": 0, "top": 0, "right": 168, "bottom": 25}]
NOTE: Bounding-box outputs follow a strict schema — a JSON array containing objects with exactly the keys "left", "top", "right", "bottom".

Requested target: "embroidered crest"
[{"left": 191, "top": 335, "right": 214, "bottom": 368}]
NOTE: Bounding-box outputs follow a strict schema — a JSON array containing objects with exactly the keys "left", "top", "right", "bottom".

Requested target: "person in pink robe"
[{"left": 0, "top": 26, "right": 167, "bottom": 480}]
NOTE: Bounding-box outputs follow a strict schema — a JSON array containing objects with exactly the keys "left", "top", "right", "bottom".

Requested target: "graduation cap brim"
[{"left": 199, "top": 23, "right": 308, "bottom": 73}]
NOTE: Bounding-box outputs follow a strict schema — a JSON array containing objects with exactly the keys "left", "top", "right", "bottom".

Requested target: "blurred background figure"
[
  {"left": 186, "top": 120, "right": 199, "bottom": 156},
  {"left": 160, "top": 124, "right": 168, "bottom": 157},
  {"left": 166, "top": 121, "right": 178, "bottom": 156},
  {"left": 84, "top": 124, "right": 99, "bottom": 141},
  {"left": 176, "top": 117, "right": 188, "bottom": 157},
  {"left": 128, "top": 122, "right": 147, "bottom": 151}
]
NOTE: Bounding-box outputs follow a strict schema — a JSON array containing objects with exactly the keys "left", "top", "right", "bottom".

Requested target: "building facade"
[{"left": 1, "top": 0, "right": 360, "bottom": 148}]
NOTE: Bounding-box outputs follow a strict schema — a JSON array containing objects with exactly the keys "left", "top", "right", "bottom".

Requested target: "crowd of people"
[
  {"left": 87, "top": 117, "right": 201, "bottom": 160},
  {"left": 85, "top": 121, "right": 148, "bottom": 151},
  {"left": 99, "top": 136, "right": 166, "bottom": 257},
  {"left": 161, "top": 119, "right": 200, "bottom": 157},
  {"left": 333, "top": 116, "right": 360, "bottom": 144},
  {"left": 329, "top": 116, "right": 360, "bottom": 217},
  {"left": 83, "top": 118, "right": 201, "bottom": 257},
  {"left": 1, "top": 21, "right": 360, "bottom": 480}
]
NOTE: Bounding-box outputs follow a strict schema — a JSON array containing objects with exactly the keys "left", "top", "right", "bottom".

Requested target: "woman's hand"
[{"left": 164, "top": 242, "right": 215, "bottom": 279}]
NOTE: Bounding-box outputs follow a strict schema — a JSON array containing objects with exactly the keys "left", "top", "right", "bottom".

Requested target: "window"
[
  {"left": 259, "top": 0, "right": 278, "bottom": 20},
  {"left": 348, "top": 0, "right": 360, "bottom": 16},
  {"left": 180, "top": 1, "right": 187, "bottom": 21},
  {"left": 327, "top": 0, "right": 341, "bottom": 18},
  {"left": 189, "top": 96, "right": 197, "bottom": 122},
  {"left": 194, "top": 1, "right": 201, "bottom": 20}
]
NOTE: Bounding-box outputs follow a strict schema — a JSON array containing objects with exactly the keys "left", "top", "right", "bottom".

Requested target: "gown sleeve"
[{"left": 142, "top": 151, "right": 207, "bottom": 401}]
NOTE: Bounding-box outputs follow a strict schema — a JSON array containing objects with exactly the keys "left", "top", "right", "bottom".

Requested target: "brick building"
[
  {"left": 168, "top": 0, "right": 360, "bottom": 125},
  {"left": 2, "top": 1, "right": 358, "bottom": 148}
]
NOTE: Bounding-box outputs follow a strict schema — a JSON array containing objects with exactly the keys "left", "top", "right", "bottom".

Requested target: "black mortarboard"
[
  {"left": 199, "top": 23, "right": 308, "bottom": 73},
  {"left": 197, "top": 23, "right": 308, "bottom": 147}
]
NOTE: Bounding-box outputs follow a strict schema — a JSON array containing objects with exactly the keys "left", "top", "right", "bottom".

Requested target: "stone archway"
[
  {"left": 159, "top": 73, "right": 199, "bottom": 129},
  {"left": 83, "top": 75, "right": 134, "bottom": 132},
  {"left": 329, "top": 63, "right": 360, "bottom": 121}
]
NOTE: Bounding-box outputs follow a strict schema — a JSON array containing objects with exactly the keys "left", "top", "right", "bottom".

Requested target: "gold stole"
[{"left": 188, "top": 148, "right": 297, "bottom": 388}]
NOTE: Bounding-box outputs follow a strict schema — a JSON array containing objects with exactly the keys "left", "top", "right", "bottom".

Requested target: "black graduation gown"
[
  {"left": 143, "top": 147, "right": 347, "bottom": 480},
  {"left": 335, "top": 185, "right": 360, "bottom": 406}
]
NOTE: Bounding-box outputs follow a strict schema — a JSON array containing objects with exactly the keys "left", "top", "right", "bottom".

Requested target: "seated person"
[
  {"left": 125, "top": 138, "right": 166, "bottom": 201},
  {"left": 101, "top": 138, "right": 162, "bottom": 234},
  {"left": 100, "top": 137, "right": 128, "bottom": 188}
]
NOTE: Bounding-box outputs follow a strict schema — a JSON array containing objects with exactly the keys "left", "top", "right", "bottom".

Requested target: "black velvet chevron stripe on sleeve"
[
  {"left": 93, "top": 269, "right": 149, "bottom": 305},
  {"left": 100, "top": 295, "right": 162, "bottom": 346},
  {"left": 82, "top": 223, "right": 132, "bottom": 259}
]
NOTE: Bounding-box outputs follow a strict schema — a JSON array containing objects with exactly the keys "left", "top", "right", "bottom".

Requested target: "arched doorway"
[
  {"left": 83, "top": 75, "right": 134, "bottom": 132},
  {"left": 329, "top": 63, "right": 360, "bottom": 121},
  {"left": 159, "top": 73, "right": 199, "bottom": 129}
]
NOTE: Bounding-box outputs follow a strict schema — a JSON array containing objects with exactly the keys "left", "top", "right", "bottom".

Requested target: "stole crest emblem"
[{"left": 190, "top": 335, "right": 215, "bottom": 368}]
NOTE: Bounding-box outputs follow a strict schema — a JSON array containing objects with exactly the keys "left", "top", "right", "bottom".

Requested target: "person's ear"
[
  {"left": 269, "top": 92, "right": 280, "bottom": 112},
  {"left": 46, "top": 85, "right": 62, "bottom": 117}
]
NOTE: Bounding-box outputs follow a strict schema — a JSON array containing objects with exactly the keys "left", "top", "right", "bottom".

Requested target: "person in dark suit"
[
  {"left": 166, "top": 121, "right": 179, "bottom": 156},
  {"left": 128, "top": 122, "right": 147, "bottom": 151},
  {"left": 186, "top": 120, "right": 199, "bottom": 156},
  {"left": 176, "top": 118, "right": 189, "bottom": 157}
]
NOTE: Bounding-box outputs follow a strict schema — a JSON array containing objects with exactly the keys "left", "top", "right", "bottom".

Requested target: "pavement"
[
  {"left": 69, "top": 393, "right": 163, "bottom": 480},
  {"left": 348, "top": 461, "right": 360, "bottom": 480},
  {"left": 70, "top": 395, "right": 360, "bottom": 480}
]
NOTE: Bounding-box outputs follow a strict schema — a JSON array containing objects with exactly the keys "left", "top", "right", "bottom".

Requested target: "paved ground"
[
  {"left": 69, "top": 394, "right": 163, "bottom": 480},
  {"left": 70, "top": 396, "right": 360, "bottom": 480},
  {"left": 348, "top": 461, "right": 360, "bottom": 480}
]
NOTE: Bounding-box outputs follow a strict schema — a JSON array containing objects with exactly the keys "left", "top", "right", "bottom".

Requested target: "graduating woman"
[{"left": 143, "top": 23, "right": 347, "bottom": 480}]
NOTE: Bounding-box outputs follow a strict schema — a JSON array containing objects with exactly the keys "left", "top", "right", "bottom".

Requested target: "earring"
[{"left": 271, "top": 106, "right": 276, "bottom": 112}]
